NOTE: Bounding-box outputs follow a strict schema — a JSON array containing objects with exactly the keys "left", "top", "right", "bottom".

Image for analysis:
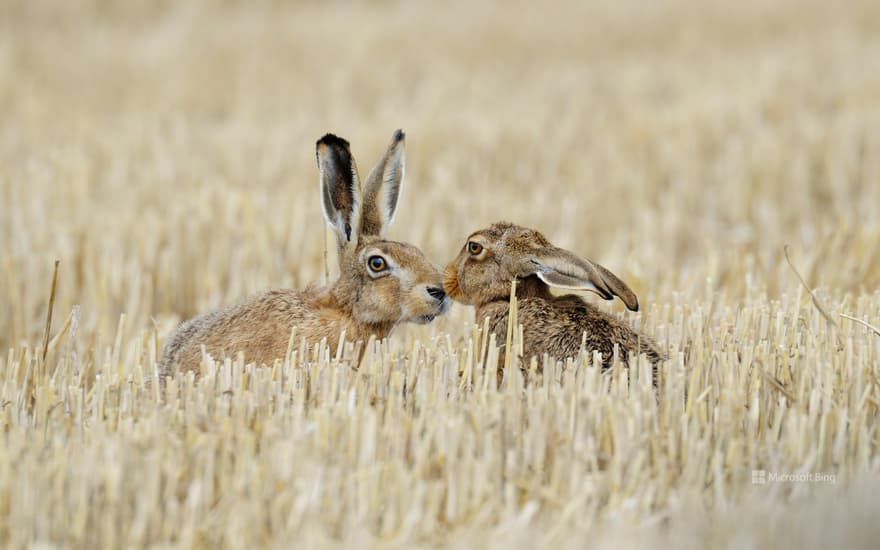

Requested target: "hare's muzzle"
[
  {"left": 409, "top": 284, "right": 449, "bottom": 324},
  {"left": 443, "top": 264, "right": 464, "bottom": 301},
  {"left": 426, "top": 286, "right": 446, "bottom": 301}
]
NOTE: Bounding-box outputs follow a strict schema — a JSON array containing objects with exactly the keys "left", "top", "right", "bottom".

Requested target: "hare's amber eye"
[
  {"left": 367, "top": 255, "right": 387, "bottom": 272},
  {"left": 467, "top": 241, "right": 483, "bottom": 255}
]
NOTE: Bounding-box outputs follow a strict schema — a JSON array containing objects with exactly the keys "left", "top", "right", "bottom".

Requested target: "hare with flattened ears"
[
  {"left": 444, "top": 222, "right": 664, "bottom": 381},
  {"left": 160, "top": 130, "right": 449, "bottom": 377}
]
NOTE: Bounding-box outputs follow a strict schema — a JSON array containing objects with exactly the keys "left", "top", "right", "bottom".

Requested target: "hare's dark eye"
[
  {"left": 367, "top": 255, "right": 387, "bottom": 272},
  {"left": 467, "top": 241, "right": 483, "bottom": 255}
]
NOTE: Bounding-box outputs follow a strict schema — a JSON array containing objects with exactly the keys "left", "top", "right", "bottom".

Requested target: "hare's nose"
[{"left": 426, "top": 286, "right": 446, "bottom": 301}]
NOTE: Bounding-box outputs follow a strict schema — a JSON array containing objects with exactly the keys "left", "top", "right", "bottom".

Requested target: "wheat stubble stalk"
[{"left": 40, "top": 260, "right": 60, "bottom": 367}]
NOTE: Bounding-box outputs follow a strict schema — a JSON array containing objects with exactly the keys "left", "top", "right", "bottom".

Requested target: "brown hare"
[
  {"left": 160, "top": 130, "right": 449, "bottom": 377},
  {"left": 444, "top": 222, "right": 664, "bottom": 377}
]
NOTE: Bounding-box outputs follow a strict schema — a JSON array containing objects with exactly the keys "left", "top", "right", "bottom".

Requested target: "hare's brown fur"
[
  {"left": 162, "top": 284, "right": 396, "bottom": 373},
  {"left": 160, "top": 131, "right": 448, "bottom": 377},
  {"left": 473, "top": 276, "right": 663, "bottom": 368},
  {"left": 445, "top": 222, "right": 664, "bottom": 376}
]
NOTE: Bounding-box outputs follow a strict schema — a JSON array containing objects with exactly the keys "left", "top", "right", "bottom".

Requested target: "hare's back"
[
  {"left": 477, "top": 295, "right": 659, "bottom": 366},
  {"left": 543, "top": 295, "right": 665, "bottom": 363},
  {"left": 517, "top": 296, "right": 625, "bottom": 363},
  {"left": 160, "top": 289, "right": 308, "bottom": 375}
]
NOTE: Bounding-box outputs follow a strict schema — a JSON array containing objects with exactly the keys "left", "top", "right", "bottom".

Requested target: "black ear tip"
[
  {"left": 392, "top": 129, "right": 405, "bottom": 142},
  {"left": 317, "top": 133, "right": 350, "bottom": 150}
]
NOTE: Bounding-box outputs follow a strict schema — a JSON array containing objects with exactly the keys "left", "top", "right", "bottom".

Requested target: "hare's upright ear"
[
  {"left": 360, "top": 129, "right": 405, "bottom": 237},
  {"left": 317, "top": 133, "right": 361, "bottom": 254},
  {"left": 529, "top": 246, "right": 641, "bottom": 311}
]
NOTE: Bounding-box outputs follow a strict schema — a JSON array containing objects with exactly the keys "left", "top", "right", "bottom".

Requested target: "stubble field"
[{"left": 1, "top": 0, "right": 880, "bottom": 547}]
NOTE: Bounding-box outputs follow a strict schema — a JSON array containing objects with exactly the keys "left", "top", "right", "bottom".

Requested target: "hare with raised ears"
[
  {"left": 444, "top": 222, "right": 664, "bottom": 376},
  {"left": 160, "top": 130, "right": 449, "bottom": 377}
]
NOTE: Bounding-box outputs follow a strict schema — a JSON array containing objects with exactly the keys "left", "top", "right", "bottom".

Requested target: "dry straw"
[
  {"left": 2, "top": 0, "right": 880, "bottom": 547},
  {"left": 2, "top": 284, "right": 878, "bottom": 547}
]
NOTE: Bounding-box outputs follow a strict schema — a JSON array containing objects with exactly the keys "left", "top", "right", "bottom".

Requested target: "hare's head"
[
  {"left": 444, "top": 221, "right": 640, "bottom": 311},
  {"left": 317, "top": 130, "right": 449, "bottom": 326}
]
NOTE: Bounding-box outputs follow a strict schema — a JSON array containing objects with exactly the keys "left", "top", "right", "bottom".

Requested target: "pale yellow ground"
[{"left": 1, "top": 0, "right": 879, "bottom": 547}]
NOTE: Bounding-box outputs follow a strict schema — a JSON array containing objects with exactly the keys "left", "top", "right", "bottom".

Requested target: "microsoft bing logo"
[{"left": 752, "top": 470, "right": 766, "bottom": 484}]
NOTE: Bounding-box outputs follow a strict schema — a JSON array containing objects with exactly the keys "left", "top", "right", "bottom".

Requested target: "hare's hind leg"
[{"left": 158, "top": 316, "right": 207, "bottom": 378}]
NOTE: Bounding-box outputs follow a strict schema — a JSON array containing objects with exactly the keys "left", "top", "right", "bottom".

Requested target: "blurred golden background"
[{"left": 3, "top": 0, "right": 878, "bottom": 351}]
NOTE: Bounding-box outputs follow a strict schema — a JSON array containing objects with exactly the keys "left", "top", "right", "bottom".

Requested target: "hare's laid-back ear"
[
  {"left": 360, "top": 129, "right": 405, "bottom": 237},
  {"left": 317, "top": 133, "right": 361, "bottom": 253},
  {"left": 529, "top": 246, "right": 640, "bottom": 311}
]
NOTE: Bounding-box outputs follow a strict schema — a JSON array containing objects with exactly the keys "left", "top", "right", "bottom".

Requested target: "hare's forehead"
[{"left": 471, "top": 225, "right": 549, "bottom": 251}]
